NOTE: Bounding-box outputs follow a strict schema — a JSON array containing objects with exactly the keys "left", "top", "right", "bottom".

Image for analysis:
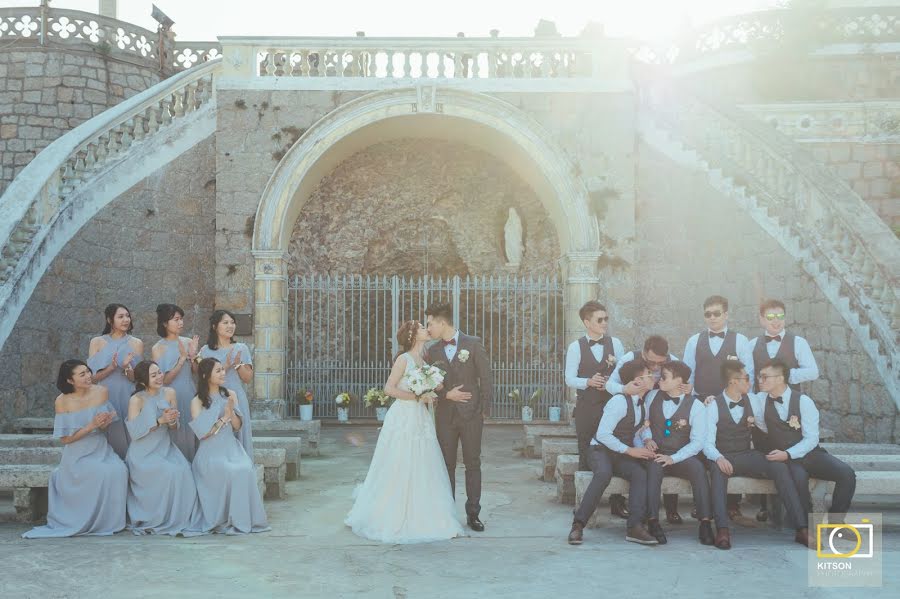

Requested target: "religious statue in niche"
[{"left": 503, "top": 207, "right": 523, "bottom": 267}]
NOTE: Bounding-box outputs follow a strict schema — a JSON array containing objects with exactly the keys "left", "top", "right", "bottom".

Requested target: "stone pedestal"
[
  {"left": 251, "top": 399, "right": 285, "bottom": 420},
  {"left": 252, "top": 251, "right": 288, "bottom": 419}
]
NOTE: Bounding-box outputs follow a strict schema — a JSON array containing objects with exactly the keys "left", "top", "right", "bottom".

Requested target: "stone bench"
[
  {"left": 254, "top": 437, "right": 302, "bottom": 480},
  {"left": 0, "top": 464, "right": 53, "bottom": 522},
  {"left": 255, "top": 464, "right": 266, "bottom": 501},
  {"left": 12, "top": 418, "right": 54, "bottom": 434},
  {"left": 522, "top": 424, "right": 574, "bottom": 458},
  {"left": 0, "top": 434, "right": 58, "bottom": 447},
  {"left": 0, "top": 447, "right": 61, "bottom": 465},
  {"left": 251, "top": 420, "right": 320, "bottom": 456},
  {"left": 253, "top": 448, "right": 287, "bottom": 500},
  {"left": 821, "top": 443, "right": 900, "bottom": 455},
  {"left": 555, "top": 454, "right": 580, "bottom": 504},
  {"left": 542, "top": 439, "right": 578, "bottom": 482}
]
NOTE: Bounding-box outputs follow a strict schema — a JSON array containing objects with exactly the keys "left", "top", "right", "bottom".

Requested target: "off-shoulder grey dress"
[
  {"left": 156, "top": 338, "right": 199, "bottom": 461},
  {"left": 198, "top": 343, "right": 254, "bottom": 458}
]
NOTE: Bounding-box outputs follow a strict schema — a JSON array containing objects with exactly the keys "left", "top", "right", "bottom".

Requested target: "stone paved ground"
[{"left": 0, "top": 426, "right": 897, "bottom": 598}]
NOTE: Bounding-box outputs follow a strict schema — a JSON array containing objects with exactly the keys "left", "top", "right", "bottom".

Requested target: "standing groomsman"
[
  {"left": 567, "top": 359, "right": 658, "bottom": 546},
  {"left": 752, "top": 359, "right": 856, "bottom": 526},
  {"left": 704, "top": 359, "right": 810, "bottom": 549},
  {"left": 564, "top": 301, "right": 627, "bottom": 517}
]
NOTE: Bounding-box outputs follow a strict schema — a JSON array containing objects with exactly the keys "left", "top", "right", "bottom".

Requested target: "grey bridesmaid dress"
[
  {"left": 198, "top": 343, "right": 254, "bottom": 458},
  {"left": 22, "top": 402, "right": 128, "bottom": 538},
  {"left": 87, "top": 334, "right": 139, "bottom": 459},
  {"left": 190, "top": 394, "right": 270, "bottom": 535},
  {"left": 156, "top": 338, "right": 198, "bottom": 461},
  {"left": 125, "top": 389, "right": 204, "bottom": 536}
]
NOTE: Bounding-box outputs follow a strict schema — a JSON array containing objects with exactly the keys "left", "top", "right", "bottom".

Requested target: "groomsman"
[
  {"left": 567, "top": 359, "right": 658, "bottom": 546},
  {"left": 682, "top": 294, "right": 754, "bottom": 524},
  {"left": 704, "top": 359, "right": 810, "bottom": 549},
  {"left": 564, "top": 301, "right": 628, "bottom": 518},
  {"left": 752, "top": 359, "right": 856, "bottom": 525},
  {"left": 643, "top": 361, "right": 715, "bottom": 546},
  {"left": 606, "top": 335, "right": 689, "bottom": 523}
]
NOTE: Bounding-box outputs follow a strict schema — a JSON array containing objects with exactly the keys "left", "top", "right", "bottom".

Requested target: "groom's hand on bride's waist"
[{"left": 446, "top": 385, "right": 472, "bottom": 402}]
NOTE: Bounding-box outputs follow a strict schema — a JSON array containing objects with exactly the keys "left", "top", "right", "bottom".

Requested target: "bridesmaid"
[
  {"left": 125, "top": 361, "right": 203, "bottom": 536},
  {"left": 199, "top": 310, "right": 254, "bottom": 458},
  {"left": 190, "top": 358, "right": 269, "bottom": 535},
  {"left": 23, "top": 360, "right": 128, "bottom": 538},
  {"left": 88, "top": 303, "right": 143, "bottom": 459},
  {"left": 151, "top": 303, "right": 199, "bottom": 461}
]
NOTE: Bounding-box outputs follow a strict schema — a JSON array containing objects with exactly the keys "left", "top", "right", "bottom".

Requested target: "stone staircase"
[
  {"left": 639, "top": 85, "right": 899, "bottom": 409},
  {"left": 0, "top": 58, "right": 222, "bottom": 352}
]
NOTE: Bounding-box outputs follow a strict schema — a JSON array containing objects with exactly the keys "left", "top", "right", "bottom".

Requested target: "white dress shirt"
[
  {"left": 703, "top": 392, "right": 751, "bottom": 461},
  {"left": 683, "top": 328, "right": 755, "bottom": 386},
  {"left": 443, "top": 331, "right": 460, "bottom": 362},
  {"left": 747, "top": 387, "right": 820, "bottom": 459},
  {"left": 604, "top": 351, "right": 679, "bottom": 396},
  {"left": 592, "top": 394, "right": 646, "bottom": 454},
  {"left": 564, "top": 335, "right": 626, "bottom": 390},
  {"left": 749, "top": 330, "right": 819, "bottom": 385},
  {"left": 644, "top": 389, "right": 707, "bottom": 464}
]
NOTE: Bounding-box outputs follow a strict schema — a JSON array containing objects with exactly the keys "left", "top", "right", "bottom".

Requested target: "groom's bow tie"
[
  {"left": 728, "top": 399, "right": 745, "bottom": 410},
  {"left": 708, "top": 331, "right": 725, "bottom": 339},
  {"left": 663, "top": 393, "right": 680, "bottom": 405},
  {"left": 588, "top": 337, "right": 604, "bottom": 346},
  {"left": 442, "top": 338, "right": 456, "bottom": 346},
  {"left": 767, "top": 395, "right": 783, "bottom": 404}
]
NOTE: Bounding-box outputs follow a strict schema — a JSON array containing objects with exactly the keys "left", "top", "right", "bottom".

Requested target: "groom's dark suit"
[{"left": 427, "top": 333, "right": 493, "bottom": 519}]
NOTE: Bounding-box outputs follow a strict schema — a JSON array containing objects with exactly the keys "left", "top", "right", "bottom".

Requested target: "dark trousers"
[
  {"left": 708, "top": 450, "right": 806, "bottom": 530},
  {"left": 436, "top": 409, "right": 483, "bottom": 518},
  {"left": 574, "top": 446, "right": 648, "bottom": 529},
  {"left": 647, "top": 456, "right": 712, "bottom": 520},
  {"left": 575, "top": 399, "right": 626, "bottom": 506},
  {"left": 788, "top": 448, "right": 856, "bottom": 522}
]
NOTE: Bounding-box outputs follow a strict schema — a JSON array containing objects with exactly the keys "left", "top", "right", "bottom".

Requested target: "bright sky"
[{"left": 1, "top": 0, "right": 782, "bottom": 40}]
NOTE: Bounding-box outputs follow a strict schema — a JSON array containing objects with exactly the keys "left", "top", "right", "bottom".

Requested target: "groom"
[{"left": 425, "top": 302, "right": 492, "bottom": 532}]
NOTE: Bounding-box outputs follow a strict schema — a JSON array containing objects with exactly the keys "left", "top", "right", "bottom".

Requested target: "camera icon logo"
[{"left": 816, "top": 519, "right": 874, "bottom": 559}]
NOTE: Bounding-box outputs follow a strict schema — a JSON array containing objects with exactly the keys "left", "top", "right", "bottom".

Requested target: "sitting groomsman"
[
  {"left": 749, "top": 299, "right": 820, "bottom": 521},
  {"left": 704, "top": 359, "right": 810, "bottom": 549},
  {"left": 606, "top": 335, "right": 689, "bottom": 524},
  {"left": 753, "top": 359, "right": 856, "bottom": 526},
  {"left": 567, "top": 359, "right": 658, "bottom": 546},
  {"left": 682, "top": 294, "right": 754, "bottom": 525},
  {"left": 643, "top": 361, "right": 714, "bottom": 545},
  {"left": 564, "top": 301, "right": 628, "bottom": 518}
]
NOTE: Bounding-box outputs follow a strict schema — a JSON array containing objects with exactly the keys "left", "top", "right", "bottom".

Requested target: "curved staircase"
[{"left": 0, "top": 59, "right": 222, "bottom": 351}]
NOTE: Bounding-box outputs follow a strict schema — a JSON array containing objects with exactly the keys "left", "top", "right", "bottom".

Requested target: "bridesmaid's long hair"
[
  {"left": 197, "top": 357, "right": 229, "bottom": 409},
  {"left": 155, "top": 303, "right": 184, "bottom": 338},
  {"left": 394, "top": 320, "right": 419, "bottom": 362},
  {"left": 101, "top": 303, "right": 134, "bottom": 335},
  {"left": 132, "top": 360, "right": 158, "bottom": 395},
  {"left": 206, "top": 309, "right": 236, "bottom": 351}
]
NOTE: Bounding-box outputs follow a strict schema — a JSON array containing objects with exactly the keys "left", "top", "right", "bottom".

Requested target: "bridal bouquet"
[{"left": 403, "top": 364, "right": 445, "bottom": 399}]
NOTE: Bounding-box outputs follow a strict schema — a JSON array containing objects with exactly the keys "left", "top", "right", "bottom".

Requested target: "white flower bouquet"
[
  {"left": 364, "top": 387, "right": 391, "bottom": 408},
  {"left": 403, "top": 364, "right": 446, "bottom": 399}
]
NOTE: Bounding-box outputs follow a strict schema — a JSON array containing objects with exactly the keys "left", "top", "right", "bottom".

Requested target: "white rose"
[{"left": 458, "top": 349, "right": 470, "bottom": 363}]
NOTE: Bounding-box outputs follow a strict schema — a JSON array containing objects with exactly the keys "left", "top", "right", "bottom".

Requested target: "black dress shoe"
[
  {"left": 665, "top": 510, "right": 683, "bottom": 525},
  {"left": 699, "top": 520, "right": 715, "bottom": 546},
  {"left": 647, "top": 519, "right": 667, "bottom": 545},
  {"left": 756, "top": 509, "right": 769, "bottom": 522},
  {"left": 467, "top": 517, "right": 485, "bottom": 532},
  {"left": 610, "top": 495, "right": 630, "bottom": 519}
]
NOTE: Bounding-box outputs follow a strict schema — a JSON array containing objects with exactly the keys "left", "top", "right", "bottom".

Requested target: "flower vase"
[
  {"left": 548, "top": 406, "right": 561, "bottom": 422},
  {"left": 375, "top": 407, "right": 388, "bottom": 422},
  {"left": 521, "top": 406, "right": 534, "bottom": 422},
  {"left": 299, "top": 404, "right": 313, "bottom": 421},
  {"left": 337, "top": 407, "right": 349, "bottom": 422}
]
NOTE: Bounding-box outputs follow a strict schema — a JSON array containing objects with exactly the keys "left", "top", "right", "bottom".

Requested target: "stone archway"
[{"left": 251, "top": 87, "right": 602, "bottom": 415}]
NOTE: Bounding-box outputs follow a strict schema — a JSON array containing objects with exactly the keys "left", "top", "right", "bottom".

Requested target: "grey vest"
[
  {"left": 607, "top": 396, "right": 646, "bottom": 447},
  {"left": 694, "top": 330, "right": 738, "bottom": 397},
  {"left": 763, "top": 393, "right": 817, "bottom": 452},
  {"left": 752, "top": 332, "right": 799, "bottom": 393},
  {"left": 649, "top": 392, "right": 695, "bottom": 455},
  {"left": 713, "top": 392, "right": 753, "bottom": 455},
  {"left": 575, "top": 337, "right": 614, "bottom": 406}
]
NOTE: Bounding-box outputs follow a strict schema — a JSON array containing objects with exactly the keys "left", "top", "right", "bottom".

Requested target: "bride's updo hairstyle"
[{"left": 395, "top": 320, "right": 419, "bottom": 360}]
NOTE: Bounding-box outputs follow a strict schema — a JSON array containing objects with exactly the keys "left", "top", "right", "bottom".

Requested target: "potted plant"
[
  {"left": 335, "top": 392, "right": 352, "bottom": 422},
  {"left": 548, "top": 401, "right": 562, "bottom": 422},
  {"left": 510, "top": 388, "right": 542, "bottom": 422},
  {"left": 364, "top": 387, "right": 391, "bottom": 421},
  {"left": 296, "top": 388, "right": 313, "bottom": 421}
]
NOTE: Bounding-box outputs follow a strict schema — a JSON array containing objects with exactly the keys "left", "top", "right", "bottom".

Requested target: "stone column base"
[{"left": 251, "top": 399, "right": 285, "bottom": 420}]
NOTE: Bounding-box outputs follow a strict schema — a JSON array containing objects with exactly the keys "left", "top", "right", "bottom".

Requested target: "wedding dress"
[{"left": 345, "top": 352, "right": 464, "bottom": 543}]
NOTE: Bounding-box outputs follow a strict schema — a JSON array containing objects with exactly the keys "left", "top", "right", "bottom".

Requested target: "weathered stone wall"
[
  {"left": 287, "top": 138, "right": 559, "bottom": 276},
  {"left": 0, "top": 48, "right": 161, "bottom": 195},
  {"left": 0, "top": 138, "right": 217, "bottom": 432},
  {"left": 632, "top": 141, "right": 896, "bottom": 443}
]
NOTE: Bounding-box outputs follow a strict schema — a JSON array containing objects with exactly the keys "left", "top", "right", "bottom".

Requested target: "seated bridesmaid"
[
  {"left": 190, "top": 358, "right": 270, "bottom": 535},
  {"left": 125, "top": 360, "right": 203, "bottom": 536},
  {"left": 23, "top": 360, "right": 128, "bottom": 539}
]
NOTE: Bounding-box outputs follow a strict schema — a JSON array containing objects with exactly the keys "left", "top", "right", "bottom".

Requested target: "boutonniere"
[
  {"left": 605, "top": 355, "right": 617, "bottom": 367},
  {"left": 788, "top": 415, "right": 801, "bottom": 430},
  {"left": 746, "top": 416, "right": 756, "bottom": 428},
  {"left": 458, "top": 349, "right": 470, "bottom": 363},
  {"left": 673, "top": 418, "right": 689, "bottom": 431},
  {"left": 726, "top": 355, "right": 738, "bottom": 361}
]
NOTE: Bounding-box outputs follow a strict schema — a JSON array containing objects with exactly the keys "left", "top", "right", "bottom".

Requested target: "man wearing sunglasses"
[
  {"left": 564, "top": 301, "right": 628, "bottom": 518},
  {"left": 750, "top": 299, "right": 819, "bottom": 394}
]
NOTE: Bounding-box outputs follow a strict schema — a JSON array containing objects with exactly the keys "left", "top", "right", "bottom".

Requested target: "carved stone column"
[
  {"left": 251, "top": 251, "right": 288, "bottom": 419},
  {"left": 560, "top": 252, "right": 601, "bottom": 422}
]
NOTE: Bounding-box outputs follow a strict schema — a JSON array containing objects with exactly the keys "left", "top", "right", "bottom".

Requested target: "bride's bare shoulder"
[{"left": 392, "top": 353, "right": 408, "bottom": 368}]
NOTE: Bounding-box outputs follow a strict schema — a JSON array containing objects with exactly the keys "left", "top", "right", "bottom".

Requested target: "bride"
[{"left": 345, "top": 320, "right": 464, "bottom": 543}]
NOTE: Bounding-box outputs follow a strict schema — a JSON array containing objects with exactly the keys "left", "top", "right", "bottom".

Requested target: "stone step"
[
  {"left": 254, "top": 437, "right": 302, "bottom": 480},
  {"left": 0, "top": 447, "right": 60, "bottom": 465},
  {"left": 12, "top": 418, "right": 53, "bottom": 434},
  {"left": 254, "top": 464, "right": 265, "bottom": 502},
  {"left": 252, "top": 447, "right": 287, "bottom": 500},
  {"left": 522, "top": 424, "right": 574, "bottom": 458},
  {"left": 821, "top": 443, "right": 900, "bottom": 455},
  {"left": 0, "top": 464, "right": 53, "bottom": 522},
  {"left": 251, "top": 419, "right": 320, "bottom": 456},
  {"left": 555, "top": 454, "right": 579, "bottom": 504},
  {"left": 0, "top": 434, "right": 58, "bottom": 447},
  {"left": 541, "top": 438, "right": 577, "bottom": 482}
]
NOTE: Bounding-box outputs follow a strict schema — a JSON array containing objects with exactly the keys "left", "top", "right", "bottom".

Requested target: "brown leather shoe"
[
  {"left": 568, "top": 521, "right": 584, "bottom": 545},
  {"left": 666, "top": 510, "right": 683, "bottom": 525},
  {"left": 699, "top": 520, "right": 715, "bottom": 546},
  {"left": 625, "top": 525, "right": 659, "bottom": 545},
  {"left": 610, "top": 495, "right": 630, "bottom": 519},
  {"left": 715, "top": 527, "right": 732, "bottom": 550},
  {"left": 728, "top": 506, "right": 758, "bottom": 528},
  {"left": 795, "top": 528, "right": 815, "bottom": 550}
]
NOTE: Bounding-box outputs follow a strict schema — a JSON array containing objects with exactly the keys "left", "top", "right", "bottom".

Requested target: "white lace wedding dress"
[{"left": 345, "top": 352, "right": 464, "bottom": 543}]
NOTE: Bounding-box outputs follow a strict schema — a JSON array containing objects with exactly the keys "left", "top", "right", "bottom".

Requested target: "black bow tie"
[
  {"left": 728, "top": 399, "right": 744, "bottom": 410},
  {"left": 588, "top": 337, "right": 604, "bottom": 346},
  {"left": 663, "top": 393, "right": 680, "bottom": 405},
  {"left": 768, "top": 395, "right": 783, "bottom": 404},
  {"left": 636, "top": 397, "right": 644, "bottom": 407},
  {"left": 443, "top": 338, "right": 456, "bottom": 346},
  {"left": 765, "top": 335, "right": 782, "bottom": 343},
  {"left": 708, "top": 331, "right": 725, "bottom": 339}
]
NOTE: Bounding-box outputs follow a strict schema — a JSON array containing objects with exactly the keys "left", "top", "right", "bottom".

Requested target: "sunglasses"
[
  {"left": 729, "top": 375, "right": 751, "bottom": 383},
  {"left": 594, "top": 316, "right": 609, "bottom": 323},
  {"left": 704, "top": 310, "right": 723, "bottom": 318},
  {"left": 758, "top": 373, "right": 783, "bottom": 381},
  {"left": 764, "top": 313, "right": 786, "bottom": 321}
]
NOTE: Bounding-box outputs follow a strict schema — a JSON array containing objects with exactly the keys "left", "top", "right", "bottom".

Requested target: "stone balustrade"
[{"left": 740, "top": 101, "right": 900, "bottom": 141}]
